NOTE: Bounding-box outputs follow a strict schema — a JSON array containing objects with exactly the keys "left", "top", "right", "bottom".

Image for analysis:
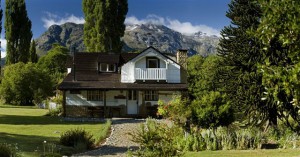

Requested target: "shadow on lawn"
[
  {"left": 0, "top": 115, "right": 107, "bottom": 125},
  {"left": 0, "top": 132, "right": 57, "bottom": 154},
  {"left": 80, "top": 145, "right": 139, "bottom": 156}
]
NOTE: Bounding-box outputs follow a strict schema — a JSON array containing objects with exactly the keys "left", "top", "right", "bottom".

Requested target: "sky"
[{"left": 1, "top": 0, "right": 231, "bottom": 58}]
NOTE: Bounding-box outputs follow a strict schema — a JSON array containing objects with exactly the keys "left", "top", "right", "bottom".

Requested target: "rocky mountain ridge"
[{"left": 35, "top": 22, "right": 219, "bottom": 56}]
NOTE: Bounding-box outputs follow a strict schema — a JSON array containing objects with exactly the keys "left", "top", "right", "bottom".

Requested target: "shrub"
[
  {"left": 0, "top": 143, "right": 19, "bottom": 157},
  {"left": 45, "top": 106, "right": 62, "bottom": 117},
  {"left": 60, "top": 128, "right": 95, "bottom": 150},
  {"left": 129, "top": 118, "right": 184, "bottom": 157}
]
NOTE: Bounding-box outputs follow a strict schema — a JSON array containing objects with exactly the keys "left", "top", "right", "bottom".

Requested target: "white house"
[{"left": 58, "top": 46, "right": 188, "bottom": 118}]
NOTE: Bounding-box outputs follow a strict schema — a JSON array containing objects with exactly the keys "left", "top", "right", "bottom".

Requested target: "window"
[
  {"left": 87, "top": 90, "right": 104, "bottom": 101},
  {"left": 128, "top": 90, "right": 137, "bottom": 100},
  {"left": 147, "top": 58, "right": 159, "bottom": 68},
  {"left": 145, "top": 91, "right": 158, "bottom": 101},
  {"left": 99, "top": 63, "right": 115, "bottom": 72}
]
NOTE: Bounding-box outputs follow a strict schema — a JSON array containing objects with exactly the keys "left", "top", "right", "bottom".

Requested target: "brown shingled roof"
[
  {"left": 59, "top": 48, "right": 187, "bottom": 91},
  {"left": 59, "top": 72, "right": 187, "bottom": 90}
]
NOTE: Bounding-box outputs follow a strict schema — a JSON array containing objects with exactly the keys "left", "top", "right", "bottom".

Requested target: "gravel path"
[{"left": 73, "top": 118, "right": 144, "bottom": 157}]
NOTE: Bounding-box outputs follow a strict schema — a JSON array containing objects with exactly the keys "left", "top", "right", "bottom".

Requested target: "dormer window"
[
  {"left": 99, "top": 63, "right": 116, "bottom": 72},
  {"left": 146, "top": 57, "right": 160, "bottom": 68}
]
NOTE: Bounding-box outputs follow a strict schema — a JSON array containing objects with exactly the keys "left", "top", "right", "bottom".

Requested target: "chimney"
[{"left": 176, "top": 49, "right": 188, "bottom": 83}]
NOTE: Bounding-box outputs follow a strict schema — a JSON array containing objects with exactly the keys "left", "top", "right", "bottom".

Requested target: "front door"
[{"left": 127, "top": 90, "right": 138, "bottom": 114}]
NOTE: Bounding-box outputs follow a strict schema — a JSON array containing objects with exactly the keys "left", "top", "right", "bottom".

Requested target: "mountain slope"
[{"left": 35, "top": 22, "right": 219, "bottom": 56}]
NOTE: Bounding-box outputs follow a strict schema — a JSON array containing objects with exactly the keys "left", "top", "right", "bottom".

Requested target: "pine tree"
[
  {"left": 29, "top": 40, "right": 38, "bottom": 63},
  {"left": 5, "top": 0, "right": 32, "bottom": 65},
  {"left": 83, "top": 0, "right": 128, "bottom": 53},
  {"left": 0, "top": 1, "right": 2, "bottom": 71},
  {"left": 218, "top": 0, "right": 269, "bottom": 126}
]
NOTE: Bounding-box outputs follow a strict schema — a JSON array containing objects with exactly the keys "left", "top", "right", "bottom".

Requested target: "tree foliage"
[
  {"left": 192, "top": 91, "right": 234, "bottom": 129},
  {"left": 5, "top": 0, "right": 32, "bottom": 64},
  {"left": 82, "top": 0, "right": 128, "bottom": 53},
  {"left": 38, "top": 44, "right": 69, "bottom": 88},
  {"left": 157, "top": 95, "right": 191, "bottom": 127},
  {"left": 29, "top": 40, "right": 38, "bottom": 63},
  {"left": 187, "top": 55, "right": 234, "bottom": 129},
  {"left": 255, "top": 0, "right": 300, "bottom": 132},
  {"left": 217, "top": 0, "right": 270, "bottom": 126},
  {"left": 0, "top": 62, "right": 53, "bottom": 105},
  {"left": 187, "top": 55, "right": 220, "bottom": 99},
  {"left": 0, "top": 1, "right": 2, "bottom": 71},
  {"left": 38, "top": 44, "right": 69, "bottom": 74}
]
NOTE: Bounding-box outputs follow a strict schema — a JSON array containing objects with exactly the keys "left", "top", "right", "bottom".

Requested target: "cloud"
[
  {"left": 0, "top": 38, "right": 7, "bottom": 58},
  {"left": 125, "top": 15, "right": 220, "bottom": 36},
  {"left": 42, "top": 12, "right": 85, "bottom": 29},
  {"left": 125, "top": 14, "right": 165, "bottom": 25}
]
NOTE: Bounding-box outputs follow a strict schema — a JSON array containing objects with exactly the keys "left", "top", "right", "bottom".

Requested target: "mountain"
[{"left": 35, "top": 22, "right": 219, "bottom": 56}]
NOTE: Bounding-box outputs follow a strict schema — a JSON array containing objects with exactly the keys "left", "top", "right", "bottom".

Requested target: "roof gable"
[{"left": 129, "top": 46, "right": 179, "bottom": 65}]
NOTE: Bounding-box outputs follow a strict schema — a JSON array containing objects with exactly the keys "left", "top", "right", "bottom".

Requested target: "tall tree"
[
  {"left": 5, "top": 0, "right": 32, "bottom": 64},
  {"left": 83, "top": 0, "right": 128, "bottom": 53},
  {"left": 29, "top": 40, "right": 38, "bottom": 63},
  {"left": 0, "top": 1, "right": 2, "bottom": 71},
  {"left": 255, "top": 0, "right": 300, "bottom": 132},
  {"left": 217, "top": 0, "right": 268, "bottom": 126}
]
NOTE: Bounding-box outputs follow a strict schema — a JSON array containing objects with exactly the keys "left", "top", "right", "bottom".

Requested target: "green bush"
[
  {"left": 129, "top": 118, "right": 184, "bottom": 157},
  {"left": 45, "top": 106, "right": 62, "bottom": 117},
  {"left": 0, "top": 143, "right": 19, "bottom": 157},
  {"left": 60, "top": 128, "right": 95, "bottom": 150}
]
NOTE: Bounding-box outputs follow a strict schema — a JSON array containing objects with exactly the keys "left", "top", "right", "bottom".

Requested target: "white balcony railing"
[{"left": 135, "top": 68, "right": 167, "bottom": 81}]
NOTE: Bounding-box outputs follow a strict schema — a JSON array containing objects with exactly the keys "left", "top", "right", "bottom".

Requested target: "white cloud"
[
  {"left": 42, "top": 12, "right": 85, "bottom": 29},
  {"left": 125, "top": 15, "right": 220, "bottom": 36},
  {"left": 125, "top": 14, "right": 165, "bottom": 25},
  {"left": 41, "top": 12, "right": 220, "bottom": 36},
  {"left": 0, "top": 38, "right": 7, "bottom": 58}
]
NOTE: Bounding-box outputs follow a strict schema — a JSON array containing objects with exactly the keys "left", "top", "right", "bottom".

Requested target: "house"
[{"left": 58, "top": 46, "right": 188, "bottom": 118}]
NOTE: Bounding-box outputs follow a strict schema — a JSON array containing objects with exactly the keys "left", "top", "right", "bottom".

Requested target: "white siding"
[
  {"left": 121, "top": 47, "right": 181, "bottom": 83},
  {"left": 121, "top": 62, "right": 135, "bottom": 83},
  {"left": 135, "top": 58, "right": 146, "bottom": 69},
  {"left": 66, "top": 90, "right": 126, "bottom": 106},
  {"left": 166, "top": 62, "right": 181, "bottom": 83}
]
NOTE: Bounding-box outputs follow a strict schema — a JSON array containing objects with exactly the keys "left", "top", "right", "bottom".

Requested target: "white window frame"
[
  {"left": 87, "top": 90, "right": 104, "bottom": 101},
  {"left": 145, "top": 91, "right": 158, "bottom": 101},
  {"left": 99, "top": 63, "right": 116, "bottom": 72}
]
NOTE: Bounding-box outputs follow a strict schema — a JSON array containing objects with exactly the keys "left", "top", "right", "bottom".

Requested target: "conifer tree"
[
  {"left": 218, "top": 0, "right": 268, "bottom": 126},
  {"left": 5, "top": 0, "right": 32, "bottom": 64},
  {"left": 0, "top": 1, "right": 2, "bottom": 71},
  {"left": 29, "top": 40, "right": 38, "bottom": 63},
  {"left": 83, "top": 0, "right": 128, "bottom": 53}
]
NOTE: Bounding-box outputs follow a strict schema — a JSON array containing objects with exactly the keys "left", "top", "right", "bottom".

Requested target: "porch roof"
[{"left": 58, "top": 73, "right": 187, "bottom": 91}]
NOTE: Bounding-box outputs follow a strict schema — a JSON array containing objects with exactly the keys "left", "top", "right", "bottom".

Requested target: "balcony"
[{"left": 135, "top": 68, "right": 167, "bottom": 81}]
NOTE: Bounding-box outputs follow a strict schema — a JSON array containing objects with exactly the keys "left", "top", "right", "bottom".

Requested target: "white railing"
[{"left": 135, "top": 68, "right": 167, "bottom": 81}]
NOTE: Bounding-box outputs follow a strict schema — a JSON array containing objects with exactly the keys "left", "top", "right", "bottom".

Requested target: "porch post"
[
  {"left": 62, "top": 90, "right": 66, "bottom": 117},
  {"left": 104, "top": 90, "right": 107, "bottom": 118}
]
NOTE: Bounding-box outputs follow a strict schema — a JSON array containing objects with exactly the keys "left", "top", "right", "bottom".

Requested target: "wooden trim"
[
  {"left": 104, "top": 90, "right": 107, "bottom": 118},
  {"left": 62, "top": 91, "right": 66, "bottom": 117}
]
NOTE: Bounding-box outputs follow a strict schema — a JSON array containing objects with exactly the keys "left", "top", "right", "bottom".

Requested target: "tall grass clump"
[
  {"left": 0, "top": 143, "right": 20, "bottom": 157},
  {"left": 60, "top": 128, "right": 95, "bottom": 151}
]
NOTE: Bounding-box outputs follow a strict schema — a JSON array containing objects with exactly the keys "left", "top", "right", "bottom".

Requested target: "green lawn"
[
  {"left": 185, "top": 149, "right": 300, "bottom": 157},
  {"left": 0, "top": 105, "right": 111, "bottom": 157}
]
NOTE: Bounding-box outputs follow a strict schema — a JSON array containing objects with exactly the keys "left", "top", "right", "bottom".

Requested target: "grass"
[
  {"left": 184, "top": 149, "right": 300, "bottom": 157},
  {"left": 0, "top": 105, "right": 111, "bottom": 157}
]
